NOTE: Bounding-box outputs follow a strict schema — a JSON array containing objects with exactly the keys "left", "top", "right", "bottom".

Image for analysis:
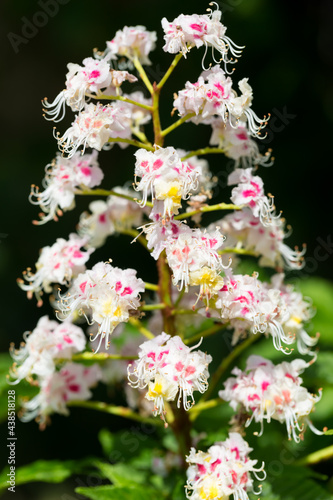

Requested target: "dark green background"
[{"left": 1, "top": 0, "right": 333, "bottom": 498}]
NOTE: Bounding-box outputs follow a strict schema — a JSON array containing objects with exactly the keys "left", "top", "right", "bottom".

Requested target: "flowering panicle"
[
  {"left": 162, "top": 4, "right": 244, "bottom": 71},
  {"left": 128, "top": 333, "right": 212, "bottom": 422},
  {"left": 20, "top": 362, "right": 102, "bottom": 427},
  {"left": 9, "top": 316, "right": 86, "bottom": 384},
  {"left": 186, "top": 432, "right": 265, "bottom": 500},
  {"left": 29, "top": 150, "right": 103, "bottom": 224},
  {"left": 174, "top": 65, "right": 269, "bottom": 137},
  {"left": 218, "top": 208, "right": 306, "bottom": 270},
  {"left": 210, "top": 119, "right": 273, "bottom": 168},
  {"left": 78, "top": 186, "right": 144, "bottom": 248},
  {"left": 134, "top": 147, "right": 201, "bottom": 217},
  {"left": 18, "top": 233, "right": 94, "bottom": 305},
  {"left": 220, "top": 355, "right": 323, "bottom": 442},
  {"left": 57, "top": 261, "right": 145, "bottom": 352},
  {"left": 43, "top": 57, "right": 112, "bottom": 122},
  {"left": 104, "top": 25, "right": 157, "bottom": 65}
]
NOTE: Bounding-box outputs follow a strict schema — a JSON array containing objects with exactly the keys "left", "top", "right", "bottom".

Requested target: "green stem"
[
  {"left": 108, "top": 137, "right": 154, "bottom": 151},
  {"left": 156, "top": 251, "right": 175, "bottom": 335},
  {"left": 161, "top": 113, "right": 196, "bottom": 137},
  {"left": 171, "top": 308, "right": 197, "bottom": 316},
  {"left": 174, "top": 203, "right": 243, "bottom": 221},
  {"left": 133, "top": 57, "right": 154, "bottom": 94},
  {"left": 156, "top": 53, "right": 183, "bottom": 90},
  {"left": 67, "top": 400, "right": 162, "bottom": 426},
  {"left": 295, "top": 445, "right": 333, "bottom": 466},
  {"left": 131, "top": 127, "right": 152, "bottom": 146},
  {"left": 129, "top": 318, "right": 155, "bottom": 339},
  {"left": 219, "top": 247, "right": 257, "bottom": 257},
  {"left": 181, "top": 147, "right": 226, "bottom": 161},
  {"left": 74, "top": 188, "right": 153, "bottom": 208},
  {"left": 140, "top": 303, "right": 166, "bottom": 311},
  {"left": 86, "top": 92, "right": 153, "bottom": 111},
  {"left": 152, "top": 88, "right": 163, "bottom": 146},
  {"left": 71, "top": 352, "right": 135, "bottom": 362},
  {"left": 200, "top": 333, "right": 263, "bottom": 404},
  {"left": 143, "top": 282, "right": 159, "bottom": 292},
  {"left": 189, "top": 398, "right": 224, "bottom": 421},
  {"left": 184, "top": 323, "right": 228, "bottom": 346}
]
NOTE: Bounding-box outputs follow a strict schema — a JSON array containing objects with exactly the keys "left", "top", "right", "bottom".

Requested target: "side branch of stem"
[
  {"left": 67, "top": 400, "right": 162, "bottom": 426},
  {"left": 175, "top": 202, "right": 243, "bottom": 221}
]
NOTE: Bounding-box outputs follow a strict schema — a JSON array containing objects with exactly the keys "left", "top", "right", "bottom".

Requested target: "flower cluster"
[
  {"left": 228, "top": 168, "right": 279, "bottom": 226},
  {"left": 9, "top": 316, "right": 86, "bottom": 384},
  {"left": 134, "top": 147, "right": 201, "bottom": 217},
  {"left": 104, "top": 25, "right": 157, "bottom": 65},
  {"left": 220, "top": 355, "right": 322, "bottom": 441},
  {"left": 55, "top": 102, "right": 131, "bottom": 157},
  {"left": 58, "top": 261, "right": 145, "bottom": 352},
  {"left": 43, "top": 57, "right": 112, "bottom": 122},
  {"left": 78, "top": 186, "right": 144, "bottom": 248},
  {"left": 162, "top": 5, "right": 243, "bottom": 70},
  {"left": 128, "top": 333, "right": 212, "bottom": 422},
  {"left": 218, "top": 208, "right": 306, "bottom": 270},
  {"left": 30, "top": 150, "right": 104, "bottom": 224},
  {"left": 174, "top": 65, "right": 268, "bottom": 137},
  {"left": 166, "top": 226, "right": 227, "bottom": 303},
  {"left": 20, "top": 362, "right": 102, "bottom": 427},
  {"left": 186, "top": 432, "right": 265, "bottom": 500},
  {"left": 18, "top": 233, "right": 94, "bottom": 305},
  {"left": 209, "top": 119, "right": 273, "bottom": 168}
]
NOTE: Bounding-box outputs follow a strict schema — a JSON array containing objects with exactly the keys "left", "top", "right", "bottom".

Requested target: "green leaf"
[
  {"left": 0, "top": 458, "right": 95, "bottom": 491},
  {"left": 171, "top": 479, "right": 186, "bottom": 500},
  {"left": 298, "top": 278, "right": 333, "bottom": 346},
  {"left": 93, "top": 461, "right": 146, "bottom": 486},
  {"left": 0, "top": 353, "right": 39, "bottom": 424},
  {"left": 324, "top": 429, "right": 333, "bottom": 435},
  {"left": 267, "top": 466, "right": 333, "bottom": 500},
  {"left": 76, "top": 485, "right": 161, "bottom": 500},
  {"left": 98, "top": 428, "right": 115, "bottom": 457},
  {"left": 309, "top": 351, "right": 333, "bottom": 385}
]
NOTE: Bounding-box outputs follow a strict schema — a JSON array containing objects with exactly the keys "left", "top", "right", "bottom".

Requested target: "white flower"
[
  {"left": 29, "top": 150, "right": 103, "bottom": 224},
  {"left": 58, "top": 261, "right": 145, "bottom": 352},
  {"left": 56, "top": 102, "right": 131, "bottom": 157},
  {"left": 134, "top": 147, "right": 201, "bottom": 217},
  {"left": 128, "top": 333, "right": 212, "bottom": 422},
  {"left": 141, "top": 201, "right": 190, "bottom": 260},
  {"left": 43, "top": 57, "right": 111, "bottom": 122},
  {"left": 18, "top": 233, "right": 94, "bottom": 305},
  {"left": 105, "top": 26, "right": 157, "bottom": 65},
  {"left": 9, "top": 316, "right": 86, "bottom": 384},
  {"left": 210, "top": 119, "right": 273, "bottom": 168},
  {"left": 186, "top": 432, "right": 265, "bottom": 500},
  {"left": 265, "top": 274, "right": 318, "bottom": 356},
  {"left": 165, "top": 227, "right": 227, "bottom": 303},
  {"left": 162, "top": 6, "right": 243, "bottom": 71},
  {"left": 228, "top": 168, "right": 279, "bottom": 226},
  {"left": 174, "top": 65, "right": 268, "bottom": 137},
  {"left": 78, "top": 186, "right": 144, "bottom": 248},
  {"left": 220, "top": 355, "right": 322, "bottom": 442},
  {"left": 20, "top": 362, "right": 102, "bottom": 427},
  {"left": 213, "top": 272, "right": 294, "bottom": 352},
  {"left": 217, "top": 208, "right": 306, "bottom": 270}
]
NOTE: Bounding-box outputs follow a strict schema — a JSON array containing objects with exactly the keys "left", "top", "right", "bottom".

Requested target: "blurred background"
[{"left": 1, "top": 0, "right": 333, "bottom": 498}]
